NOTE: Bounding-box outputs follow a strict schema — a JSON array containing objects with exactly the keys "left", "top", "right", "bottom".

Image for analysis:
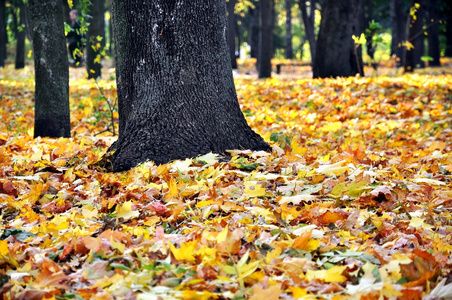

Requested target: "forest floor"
[{"left": 0, "top": 59, "right": 451, "bottom": 299}]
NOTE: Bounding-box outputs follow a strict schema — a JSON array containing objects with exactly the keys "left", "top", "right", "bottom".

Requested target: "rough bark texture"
[
  {"left": 15, "top": 0, "right": 26, "bottom": 69},
  {"left": 108, "top": 0, "right": 270, "bottom": 172},
  {"left": 404, "top": 0, "right": 425, "bottom": 72},
  {"left": 86, "top": 0, "right": 105, "bottom": 79},
  {"left": 258, "top": 0, "right": 274, "bottom": 78},
  {"left": 426, "top": 0, "right": 440, "bottom": 66},
  {"left": 227, "top": 0, "right": 237, "bottom": 69},
  {"left": 0, "top": 0, "right": 6, "bottom": 67},
  {"left": 29, "top": 0, "right": 70, "bottom": 138},
  {"left": 285, "top": 0, "right": 293, "bottom": 59},
  {"left": 299, "top": 0, "right": 316, "bottom": 65},
  {"left": 390, "top": 0, "right": 407, "bottom": 66},
  {"left": 313, "top": 0, "right": 364, "bottom": 78}
]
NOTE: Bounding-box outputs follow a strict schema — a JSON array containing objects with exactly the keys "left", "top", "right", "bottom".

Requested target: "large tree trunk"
[
  {"left": 29, "top": 0, "right": 70, "bottom": 138},
  {"left": 285, "top": 0, "right": 293, "bottom": 59},
  {"left": 107, "top": 0, "right": 270, "bottom": 172},
  {"left": 390, "top": 0, "right": 407, "bottom": 67},
  {"left": 313, "top": 0, "right": 364, "bottom": 78},
  {"left": 227, "top": 0, "right": 237, "bottom": 69},
  {"left": 86, "top": 0, "right": 105, "bottom": 79},
  {"left": 0, "top": 0, "right": 6, "bottom": 67},
  {"left": 299, "top": 0, "right": 316, "bottom": 65},
  {"left": 15, "top": 0, "right": 27, "bottom": 69},
  {"left": 446, "top": 1, "right": 452, "bottom": 57},
  {"left": 404, "top": 0, "right": 425, "bottom": 72},
  {"left": 426, "top": 0, "right": 440, "bottom": 66},
  {"left": 258, "top": 0, "right": 274, "bottom": 78}
]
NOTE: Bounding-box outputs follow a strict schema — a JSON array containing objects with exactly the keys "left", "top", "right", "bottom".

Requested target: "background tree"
[
  {"left": 426, "top": 0, "right": 440, "bottom": 66},
  {"left": 258, "top": 0, "right": 274, "bottom": 78},
  {"left": 299, "top": 0, "right": 316, "bottom": 65},
  {"left": 86, "top": 0, "right": 105, "bottom": 78},
  {"left": 0, "top": 0, "right": 6, "bottom": 67},
  {"left": 314, "top": 0, "right": 364, "bottom": 78},
  {"left": 106, "top": 0, "right": 270, "bottom": 171},
  {"left": 285, "top": 0, "right": 293, "bottom": 59},
  {"left": 445, "top": 0, "right": 452, "bottom": 57},
  {"left": 29, "top": 0, "right": 70, "bottom": 138},
  {"left": 14, "top": 0, "right": 27, "bottom": 69},
  {"left": 227, "top": 0, "right": 238, "bottom": 69},
  {"left": 248, "top": 3, "right": 260, "bottom": 58},
  {"left": 390, "top": 0, "right": 407, "bottom": 66},
  {"left": 404, "top": 0, "right": 425, "bottom": 72}
]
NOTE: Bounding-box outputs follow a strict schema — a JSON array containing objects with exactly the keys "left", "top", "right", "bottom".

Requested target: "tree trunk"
[
  {"left": 249, "top": 4, "right": 260, "bottom": 58},
  {"left": 285, "top": 0, "right": 293, "bottom": 59},
  {"left": 390, "top": 0, "right": 407, "bottom": 66},
  {"left": 313, "top": 0, "right": 364, "bottom": 78},
  {"left": 227, "top": 0, "right": 237, "bottom": 69},
  {"left": 446, "top": 1, "right": 452, "bottom": 57},
  {"left": 404, "top": 0, "right": 425, "bottom": 72},
  {"left": 0, "top": 0, "right": 6, "bottom": 67},
  {"left": 258, "top": 0, "right": 274, "bottom": 78},
  {"left": 106, "top": 0, "right": 270, "bottom": 172},
  {"left": 62, "top": 0, "right": 71, "bottom": 25},
  {"left": 364, "top": 0, "right": 374, "bottom": 59},
  {"left": 15, "top": 0, "right": 27, "bottom": 69},
  {"left": 426, "top": 0, "right": 440, "bottom": 66},
  {"left": 29, "top": 0, "right": 70, "bottom": 138},
  {"left": 86, "top": 0, "right": 105, "bottom": 79},
  {"left": 299, "top": 0, "right": 316, "bottom": 65}
]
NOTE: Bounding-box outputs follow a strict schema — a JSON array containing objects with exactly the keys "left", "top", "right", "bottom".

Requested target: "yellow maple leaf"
[
  {"left": 169, "top": 241, "right": 197, "bottom": 262},
  {"left": 0, "top": 240, "right": 9, "bottom": 256},
  {"left": 244, "top": 182, "right": 266, "bottom": 197},
  {"left": 306, "top": 266, "right": 347, "bottom": 283},
  {"left": 116, "top": 201, "right": 139, "bottom": 220}
]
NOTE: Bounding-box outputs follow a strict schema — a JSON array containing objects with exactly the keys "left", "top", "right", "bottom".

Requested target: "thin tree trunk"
[
  {"left": 285, "top": 0, "right": 293, "bottom": 59},
  {"left": 258, "top": 0, "right": 274, "bottom": 78},
  {"left": 29, "top": 0, "right": 70, "bottom": 138},
  {"left": 15, "top": 0, "right": 26, "bottom": 69},
  {"left": 62, "top": 0, "right": 71, "bottom": 25},
  {"left": 0, "top": 0, "right": 7, "bottom": 67},
  {"left": 86, "top": 0, "right": 105, "bottom": 79},
  {"left": 107, "top": 0, "right": 270, "bottom": 171},
  {"left": 364, "top": 0, "right": 374, "bottom": 59},
  {"left": 249, "top": 4, "right": 260, "bottom": 58},
  {"left": 227, "top": 0, "right": 237, "bottom": 69},
  {"left": 404, "top": 0, "right": 425, "bottom": 72},
  {"left": 313, "top": 0, "right": 364, "bottom": 78},
  {"left": 426, "top": 0, "right": 440, "bottom": 66},
  {"left": 299, "top": 0, "right": 316, "bottom": 65},
  {"left": 390, "top": 0, "right": 407, "bottom": 67}
]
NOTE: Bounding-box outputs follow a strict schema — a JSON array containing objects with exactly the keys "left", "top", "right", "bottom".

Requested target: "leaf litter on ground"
[{"left": 0, "top": 60, "right": 451, "bottom": 299}]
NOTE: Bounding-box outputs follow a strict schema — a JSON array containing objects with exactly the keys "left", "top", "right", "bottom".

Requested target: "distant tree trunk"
[
  {"left": 62, "top": 0, "right": 71, "bottom": 25},
  {"left": 426, "top": 0, "right": 440, "bottom": 66},
  {"left": 106, "top": 0, "right": 270, "bottom": 171},
  {"left": 446, "top": 17, "right": 452, "bottom": 57},
  {"left": 0, "top": 0, "right": 6, "bottom": 67},
  {"left": 390, "top": 0, "right": 407, "bottom": 66},
  {"left": 86, "top": 0, "right": 105, "bottom": 79},
  {"left": 249, "top": 4, "right": 260, "bottom": 58},
  {"left": 404, "top": 0, "right": 425, "bottom": 72},
  {"left": 15, "top": 0, "right": 27, "bottom": 69},
  {"left": 299, "top": 0, "right": 316, "bottom": 65},
  {"left": 29, "top": 0, "right": 70, "bottom": 138},
  {"left": 364, "top": 0, "right": 374, "bottom": 59},
  {"left": 313, "top": 0, "right": 364, "bottom": 78},
  {"left": 227, "top": 0, "right": 237, "bottom": 69},
  {"left": 258, "top": 0, "right": 274, "bottom": 78},
  {"left": 108, "top": 0, "right": 114, "bottom": 65},
  {"left": 285, "top": 0, "right": 293, "bottom": 59}
]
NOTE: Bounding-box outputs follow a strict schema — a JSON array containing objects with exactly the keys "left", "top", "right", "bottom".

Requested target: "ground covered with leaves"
[{"left": 0, "top": 61, "right": 451, "bottom": 299}]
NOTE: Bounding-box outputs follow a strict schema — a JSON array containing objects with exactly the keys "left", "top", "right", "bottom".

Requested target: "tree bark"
[
  {"left": 390, "top": 0, "right": 407, "bottom": 67},
  {"left": 227, "top": 0, "right": 237, "bottom": 69},
  {"left": 15, "top": 0, "right": 27, "bottom": 69},
  {"left": 299, "top": 0, "right": 316, "bottom": 65},
  {"left": 62, "top": 0, "right": 71, "bottom": 25},
  {"left": 258, "top": 0, "right": 274, "bottom": 78},
  {"left": 426, "top": 0, "right": 440, "bottom": 66},
  {"left": 29, "top": 0, "right": 70, "bottom": 138},
  {"left": 404, "top": 0, "right": 425, "bottom": 72},
  {"left": 0, "top": 0, "right": 6, "bottom": 67},
  {"left": 446, "top": 1, "right": 452, "bottom": 57},
  {"left": 313, "top": 0, "right": 364, "bottom": 78},
  {"left": 285, "top": 0, "right": 293, "bottom": 59},
  {"left": 106, "top": 0, "right": 270, "bottom": 172},
  {"left": 86, "top": 0, "right": 105, "bottom": 79}
]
